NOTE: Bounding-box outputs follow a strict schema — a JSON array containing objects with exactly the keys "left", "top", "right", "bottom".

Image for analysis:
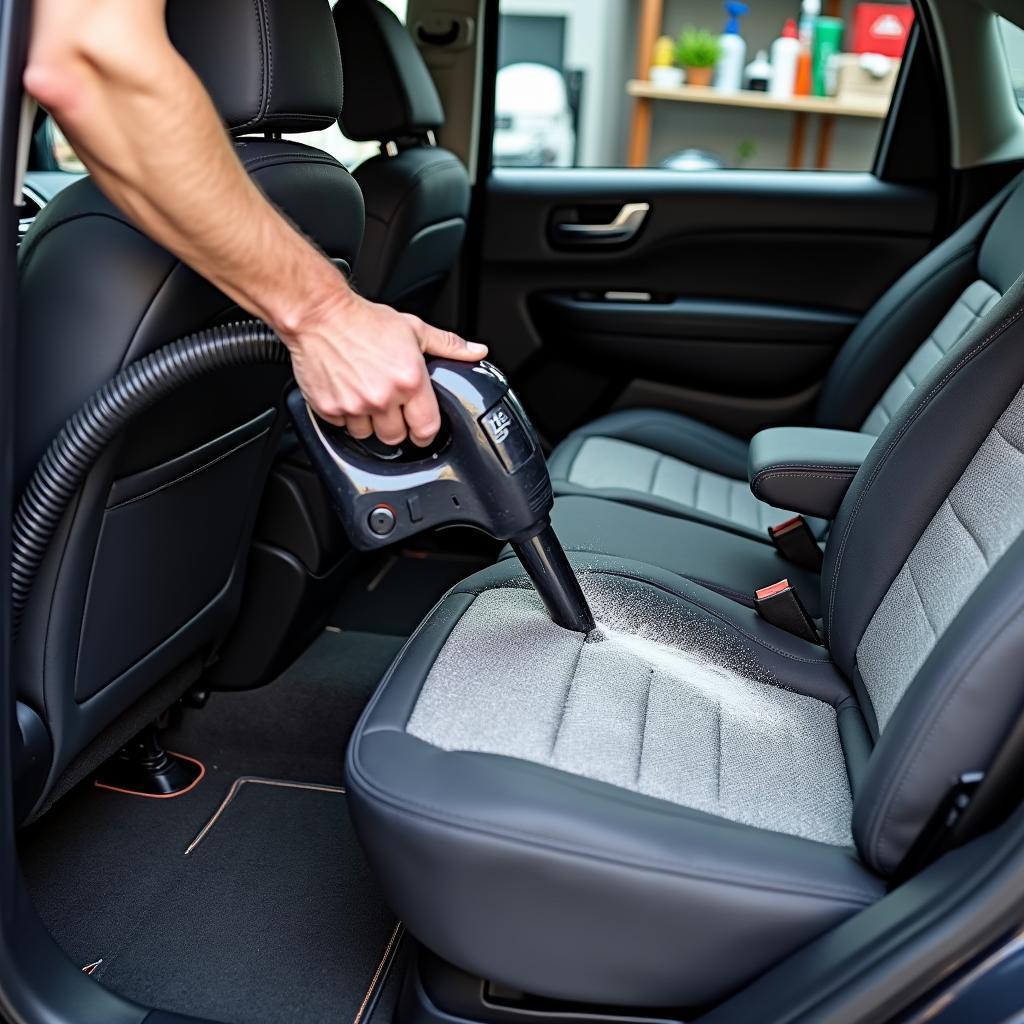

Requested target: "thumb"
[{"left": 418, "top": 323, "right": 488, "bottom": 362}]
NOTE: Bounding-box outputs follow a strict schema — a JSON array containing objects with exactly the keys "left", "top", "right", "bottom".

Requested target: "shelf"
[{"left": 627, "top": 79, "right": 891, "bottom": 119}]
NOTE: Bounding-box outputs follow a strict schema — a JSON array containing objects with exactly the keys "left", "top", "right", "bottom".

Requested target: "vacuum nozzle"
[{"left": 512, "top": 522, "right": 595, "bottom": 634}]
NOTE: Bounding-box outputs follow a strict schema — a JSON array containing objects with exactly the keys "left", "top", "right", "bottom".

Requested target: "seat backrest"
[
  {"left": 815, "top": 174, "right": 1024, "bottom": 435},
  {"left": 334, "top": 0, "right": 470, "bottom": 316},
  {"left": 818, "top": 268, "right": 1024, "bottom": 875},
  {"left": 14, "top": 0, "right": 364, "bottom": 817}
]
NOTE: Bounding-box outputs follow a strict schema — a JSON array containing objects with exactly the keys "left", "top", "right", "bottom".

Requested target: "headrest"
[
  {"left": 167, "top": 0, "right": 344, "bottom": 136},
  {"left": 334, "top": 0, "right": 445, "bottom": 144}
]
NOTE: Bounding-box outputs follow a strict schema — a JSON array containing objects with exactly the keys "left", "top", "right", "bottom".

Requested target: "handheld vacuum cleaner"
[{"left": 286, "top": 360, "right": 596, "bottom": 634}]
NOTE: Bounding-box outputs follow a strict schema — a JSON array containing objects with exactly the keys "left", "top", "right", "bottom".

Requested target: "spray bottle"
[
  {"left": 769, "top": 18, "right": 800, "bottom": 99},
  {"left": 715, "top": 1, "right": 748, "bottom": 94}
]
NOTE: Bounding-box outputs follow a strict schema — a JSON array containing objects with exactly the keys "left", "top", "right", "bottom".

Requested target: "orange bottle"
[{"left": 794, "top": 48, "right": 812, "bottom": 96}]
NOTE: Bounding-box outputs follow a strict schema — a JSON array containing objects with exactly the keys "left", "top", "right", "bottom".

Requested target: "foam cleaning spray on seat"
[{"left": 715, "top": 1, "right": 748, "bottom": 93}]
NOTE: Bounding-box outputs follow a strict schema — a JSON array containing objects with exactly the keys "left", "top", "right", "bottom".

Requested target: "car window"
[
  {"left": 998, "top": 16, "right": 1024, "bottom": 112},
  {"left": 494, "top": 0, "right": 912, "bottom": 172}
]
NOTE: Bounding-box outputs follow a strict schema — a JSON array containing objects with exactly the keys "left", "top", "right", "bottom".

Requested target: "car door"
[{"left": 467, "top": 0, "right": 946, "bottom": 445}]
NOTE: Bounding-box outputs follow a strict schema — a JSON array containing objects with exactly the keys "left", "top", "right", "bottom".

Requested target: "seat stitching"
[
  {"left": 682, "top": 576, "right": 755, "bottom": 607},
  {"left": 550, "top": 637, "right": 586, "bottom": 757},
  {"left": 994, "top": 423, "right": 1024, "bottom": 457},
  {"left": 904, "top": 561, "right": 937, "bottom": 639},
  {"left": 232, "top": 0, "right": 268, "bottom": 132},
  {"left": 261, "top": 0, "right": 273, "bottom": 116},
  {"left": 826, "top": 302, "right": 1024, "bottom": 634},
  {"left": 750, "top": 469, "right": 855, "bottom": 500},
  {"left": 648, "top": 454, "right": 661, "bottom": 495},
  {"left": 714, "top": 702, "right": 722, "bottom": 804},
  {"left": 240, "top": 152, "right": 342, "bottom": 172},
  {"left": 635, "top": 667, "right": 653, "bottom": 785},
  {"left": 945, "top": 496, "right": 987, "bottom": 566}
]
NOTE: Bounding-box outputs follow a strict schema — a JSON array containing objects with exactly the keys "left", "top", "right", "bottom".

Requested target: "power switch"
[{"left": 368, "top": 505, "right": 397, "bottom": 537}]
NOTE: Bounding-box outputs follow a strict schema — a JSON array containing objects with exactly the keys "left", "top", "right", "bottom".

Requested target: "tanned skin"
[{"left": 24, "top": 0, "right": 487, "bottom": 445}]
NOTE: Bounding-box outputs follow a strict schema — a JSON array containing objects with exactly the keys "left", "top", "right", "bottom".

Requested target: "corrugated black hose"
[{"left": 11, "top": 321, "right": 288, "bottom": 635}]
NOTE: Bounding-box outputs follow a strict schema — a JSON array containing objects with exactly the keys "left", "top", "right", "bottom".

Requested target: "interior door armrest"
[{"left": 748, "top": 427, "right": 876, "bottom": 519}]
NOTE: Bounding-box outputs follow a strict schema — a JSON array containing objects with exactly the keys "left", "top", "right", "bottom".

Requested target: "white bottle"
[
  {"left": 745, "top": 50, "right": 772, "bottom": 92},
  {"left": 715, "top": 2, "right": 748, "bottom": 93},
  {"left": 769, "top": 18, "right": 801, "bottom": 99}
]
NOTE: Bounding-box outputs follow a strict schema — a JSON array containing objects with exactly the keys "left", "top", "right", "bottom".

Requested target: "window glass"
[
  {"left": 998, "top": 16, "right": 1024, "bottom": 112},
  {"left": 494, "top": 0, "right": 911, "bottom": 171}
]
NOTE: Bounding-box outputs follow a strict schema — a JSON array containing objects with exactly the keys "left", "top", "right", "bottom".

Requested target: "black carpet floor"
[
  {"left": 94, "top": 780, "right": 398, "bottom": 1024},
  {"left": 19, "top": 626, "right": 410, "bottom": 1024}
]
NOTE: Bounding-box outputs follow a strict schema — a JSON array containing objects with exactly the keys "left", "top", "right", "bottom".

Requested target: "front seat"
[
  {"left": 346, "top": 270, "right": 1024, "bottom": 1007},
  {"left": 334, "top": 0, "right": 470, "bottom": 316},
  {"left": 14, "top": 0, "right": 364, "bottom": 820},
  {"left": 547, "top": 175, "right": 1024, "bottom": 539}
]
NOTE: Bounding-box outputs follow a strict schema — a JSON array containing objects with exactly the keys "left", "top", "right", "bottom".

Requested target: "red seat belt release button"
[
  {"left": 754, "top": 578, "right": 822, "bottom": 645},
  {"left": 768, "top": 515, "right": 824, "bottom": 572}
]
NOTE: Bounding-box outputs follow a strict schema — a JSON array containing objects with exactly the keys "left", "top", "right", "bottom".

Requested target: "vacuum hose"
[{"left": 11, "top": 321, "right": 287, "bottom": 634}]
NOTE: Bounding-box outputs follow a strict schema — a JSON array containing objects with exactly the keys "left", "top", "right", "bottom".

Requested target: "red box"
[{"left": 851, "top": 3, "right": 915, "bottom": 57}]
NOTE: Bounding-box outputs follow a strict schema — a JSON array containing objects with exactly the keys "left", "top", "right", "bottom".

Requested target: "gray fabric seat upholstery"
[
  {"left": 548, "top": 180, "right": 1023, "bottom": 540},
  {"left": 347, "top": 271, "right": 1024, "bottom": 1007}
]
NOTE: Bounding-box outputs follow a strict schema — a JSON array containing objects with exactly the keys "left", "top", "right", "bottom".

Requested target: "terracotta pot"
[{"left": 685, "top": 66, "right": 714, "bottom": 87}]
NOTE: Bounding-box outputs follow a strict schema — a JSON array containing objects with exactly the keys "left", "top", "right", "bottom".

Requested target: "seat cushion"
[
  {"left": 346, "top": 555, "right": 882, "bottom": 1008},
  {"left": 548, "top": 409, "right": 819, "bottom": 539}
]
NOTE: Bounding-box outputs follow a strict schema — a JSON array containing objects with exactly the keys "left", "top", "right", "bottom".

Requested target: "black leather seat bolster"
[
  {"left": 509, "top": 495, "right": 823, "bottom": 615},
  {"left": 346, "top": 556, "right": 881, "bottom": 1008}
]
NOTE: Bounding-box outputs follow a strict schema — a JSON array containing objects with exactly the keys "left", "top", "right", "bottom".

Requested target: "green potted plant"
[{"left": 675, "top": 27, "right": 721, "bottom": 88}]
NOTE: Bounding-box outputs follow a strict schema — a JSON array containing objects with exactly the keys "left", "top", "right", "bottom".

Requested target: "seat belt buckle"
[
  {"left": 754, "top": 579, "right": 821, "bottom": 645},
  {"left": 768, "top": 515, "right": 824, "bottom": 572}
]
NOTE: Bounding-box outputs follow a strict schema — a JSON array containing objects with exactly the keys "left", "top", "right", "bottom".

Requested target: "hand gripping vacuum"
[{"left": 286, "top": 360, "right": 596, "bottom": 634}]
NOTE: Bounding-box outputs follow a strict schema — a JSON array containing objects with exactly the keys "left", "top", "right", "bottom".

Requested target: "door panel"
[{"left": 473, "top": 168, "right": 936, "bottom": 443}]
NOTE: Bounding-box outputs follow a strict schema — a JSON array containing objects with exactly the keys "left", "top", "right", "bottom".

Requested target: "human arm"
[{"left": 23, "top": 0, "right": 485, "bottom": 444}]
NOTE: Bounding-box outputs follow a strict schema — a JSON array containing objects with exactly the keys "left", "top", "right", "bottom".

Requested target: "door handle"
[{"left": 553, "top": 202, "right": 650, "bottom": 246}]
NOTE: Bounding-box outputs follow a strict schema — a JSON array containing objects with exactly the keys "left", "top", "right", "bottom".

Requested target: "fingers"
[
  {"left": 372, "top": 405, "right": 408, "bottom": 446},
  {"left": 345, "top": 414, "right": 373, "bottom": 439},
  {"left": 414, "top": 319, "right": 488, "bottom": 362},
  {"left": 403, "top": 378, "right": 443, "bottom": 447}
]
